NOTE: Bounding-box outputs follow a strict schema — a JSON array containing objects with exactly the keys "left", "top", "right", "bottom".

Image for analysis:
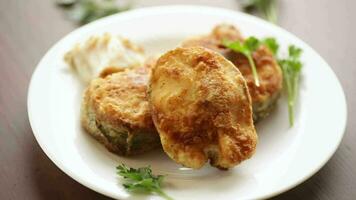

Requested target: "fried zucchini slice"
[
  {"left": 81, "top": 67, "right": 160, "bottom": 155},
  {"left": 149, "top": 47, "right": 257, "bottom": 169}
]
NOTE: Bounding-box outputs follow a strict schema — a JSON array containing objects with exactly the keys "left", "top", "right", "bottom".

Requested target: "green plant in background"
[
  {"left": 56, "top": 0, "right": 130, "bottom": 25},
  {"left": 241, "top": 0, "right": 278, "bottom": 23}
]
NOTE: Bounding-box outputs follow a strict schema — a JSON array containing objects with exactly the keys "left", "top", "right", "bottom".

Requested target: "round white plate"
[{"left": 28, "top": 5, "right": 347, "bottom": 200}]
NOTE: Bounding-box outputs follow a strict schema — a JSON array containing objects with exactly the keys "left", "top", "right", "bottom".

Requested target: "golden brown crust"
[
  {"left": 149, "top": 47, "right": 257, "bottom": 169},
  {"left": 92, "top": 68, "right": 153, "bottom": 129},
  {"left": 181, "top": 24, "right": 244, "bottom": 57},
  {"left": 81, "top": 67, "right": 160, "bottom": 155},
  {"left": 182, "top": 24, "right": 283, "bottom": 121},
  {"left": 99, "top": 66, "right": 126, "bottom": 78}
]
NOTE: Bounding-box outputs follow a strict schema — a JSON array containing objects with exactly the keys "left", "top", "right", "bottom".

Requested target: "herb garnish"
[
  {"left": 56, "top": 0, "right": 130, "bottom": 25},
  {"left": 116, "top": 164, "right": 173, "bottom": 200},
  {"left": 241, "top": 0, "right": 278, "bottom": 23},
  {"left": 262, "top": 37, "right": 279, "bottom": 55},
  {"left": 224, "top": 36, "right": 302, "bottom": 126},
  {"left": 223, "top": 37, "right": 261, "bottom": 86},
  {"left": 278, "top": 45, "right": 303, "bottom": 126}
]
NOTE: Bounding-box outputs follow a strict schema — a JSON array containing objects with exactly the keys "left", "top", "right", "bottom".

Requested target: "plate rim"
[{"left": 27, "top": 5, "right": 348, "bottom": 199}]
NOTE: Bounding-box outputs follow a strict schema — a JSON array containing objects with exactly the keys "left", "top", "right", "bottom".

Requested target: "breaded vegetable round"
[
  {"left": 149, "top": 47, "right": 257, "bottom": 169},
  {"left": 81, "top": 67, "right": 160, "bottom": 156},
  {"left": 182, "top": 24, "right": 283, "bottom": 121}
]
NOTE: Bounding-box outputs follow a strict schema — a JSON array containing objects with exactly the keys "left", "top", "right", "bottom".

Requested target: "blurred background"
[{"left": 0, "top": 0, "right": 355, "bottom": 199}]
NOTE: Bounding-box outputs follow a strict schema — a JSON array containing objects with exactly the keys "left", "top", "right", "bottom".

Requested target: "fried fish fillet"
[
  {"left": 149, "top": 47, "right": 257, "bottom": 169},
  {"left": 182, "top": 24, "right": 283, "bottom": 121},
  {"left": 81, "top": 67, "right": 160, "bottom": 155}
]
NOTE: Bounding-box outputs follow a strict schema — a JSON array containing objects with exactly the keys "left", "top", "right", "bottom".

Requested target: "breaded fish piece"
[
  {"left": 81, "top": 67, "right": 160, "bottom": 155},
  {"left": 182, "top": 24, "right": 283, "bottom": 121},
  {"left": 149, "top": 47, "right": 257, "bottom": 169}
]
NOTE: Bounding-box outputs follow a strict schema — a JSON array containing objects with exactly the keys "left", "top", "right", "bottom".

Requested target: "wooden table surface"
[{"left": 0, "top": 0, "right": 355, "bottom": 199}]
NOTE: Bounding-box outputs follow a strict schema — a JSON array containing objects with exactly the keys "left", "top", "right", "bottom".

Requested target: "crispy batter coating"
[
  {"left": 182, "top": 24, "right": 283, "bottom": 121},
  {"left": 81, "top": 67, "right": 160, "bottom": 155},
  {"left": 182, "top": 24, "right": 244, "bottom": 56},
  {"left": 149, "top": 47, "right": 257, "bottom": 169}
]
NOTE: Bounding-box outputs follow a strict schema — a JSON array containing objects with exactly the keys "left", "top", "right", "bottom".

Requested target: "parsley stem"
[
  {"left": 283, "top": 68, "right": 295, "bottom": 126},
  {"left": 288, "top": 100, "right": 294, "bottom": 126},
  {"left": 156, "top": 189, "right": 174, "bottom": 200},
  {"left": 247, "top": 55, "right": 260, "bottom": 87},
  {"left": 288, "top": 71, "right": 301, "bottom": 126}
]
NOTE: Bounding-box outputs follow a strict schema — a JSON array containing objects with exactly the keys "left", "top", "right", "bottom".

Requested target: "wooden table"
[{"left": 0, "top": 0, "right": 355, "bottom": 199}]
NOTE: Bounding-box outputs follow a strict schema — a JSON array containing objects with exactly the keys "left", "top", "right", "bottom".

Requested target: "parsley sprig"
[
  {"left": 261, "top": 38, "right": 303, "bottom": 126},
  {"left": 278, "top": 45, "right": 303, "bottom": 126},
  {"left": 223, "top": 37, "right": 261, "bottom": 86},
  {"left": 116, "top": 164, "right": 173, "bottom": 200},
  {"left": 224, "top": 37, "right": 302, "bottom": 126},
  {"left": 223, "top": 36, "right": 279, "bottom": 87}
]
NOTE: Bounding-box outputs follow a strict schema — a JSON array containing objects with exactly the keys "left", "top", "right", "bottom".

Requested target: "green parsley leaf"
[
  {"left": 244, "top": 36, "right": 261, "bottom": 51},
  {"left": 262, "top": 37, "right": 279, "bottom": 55},
  {"left": 223, "top": 37, "right": 261, "bottom": 86},
  {"left": 116, "top": 164, "right": 173, "bottom": 200},
  {"left": 289, "top": 45, "right": 302, "bottom": 59},
  {"left": 278, "top": 45, "right": 303, "bottom": 126}
]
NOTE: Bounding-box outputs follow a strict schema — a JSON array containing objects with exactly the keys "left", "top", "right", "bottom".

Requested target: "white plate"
[{"left": 27, "top": 5, "right": 347, "bottom": 200}]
